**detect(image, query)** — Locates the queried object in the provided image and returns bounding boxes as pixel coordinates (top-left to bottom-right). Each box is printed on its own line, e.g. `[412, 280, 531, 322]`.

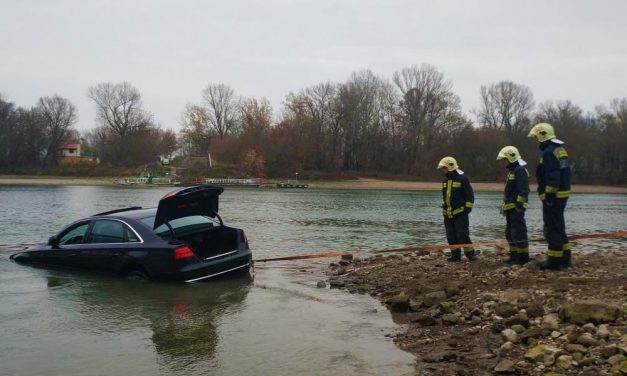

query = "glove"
[465, 207, 472, 215]
[515, 203, 525, 213]
[544, 193, 555, 207]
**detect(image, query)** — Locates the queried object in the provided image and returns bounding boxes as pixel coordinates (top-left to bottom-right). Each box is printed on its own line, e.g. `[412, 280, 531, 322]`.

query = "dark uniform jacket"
[442, 171, 474, 218]
[502, 161, 530, 212]
[536, 141, 571, 201]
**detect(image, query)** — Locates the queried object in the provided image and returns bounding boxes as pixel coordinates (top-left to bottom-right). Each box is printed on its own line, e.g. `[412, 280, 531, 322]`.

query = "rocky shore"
[326, 250, 627, 375]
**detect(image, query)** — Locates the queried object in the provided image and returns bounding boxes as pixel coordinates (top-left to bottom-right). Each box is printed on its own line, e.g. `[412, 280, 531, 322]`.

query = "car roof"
[96, 207, 157, 220]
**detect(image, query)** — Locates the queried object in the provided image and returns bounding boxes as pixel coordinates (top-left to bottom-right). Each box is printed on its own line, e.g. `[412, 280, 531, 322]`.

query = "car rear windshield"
[140, 215, 219, 235]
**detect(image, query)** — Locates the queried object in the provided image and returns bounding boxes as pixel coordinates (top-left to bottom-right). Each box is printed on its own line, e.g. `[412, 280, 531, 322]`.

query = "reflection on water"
[1, 185, 626, 375]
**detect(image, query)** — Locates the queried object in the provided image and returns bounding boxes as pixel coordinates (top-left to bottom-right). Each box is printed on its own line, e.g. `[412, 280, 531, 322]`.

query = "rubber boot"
[504, 251, 517, 265]
[447, 249, 461, 262]
[562, 250, 572, 268]
[516, 253, 530, 265]
[464, 249, 477, 262]
[537, 256, 563, 271]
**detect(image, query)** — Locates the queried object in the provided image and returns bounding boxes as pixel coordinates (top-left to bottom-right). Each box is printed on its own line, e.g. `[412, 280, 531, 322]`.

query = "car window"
[86, 220, 139, 244]
[140, 215, 217, 234]
[59, 223, 90, 245]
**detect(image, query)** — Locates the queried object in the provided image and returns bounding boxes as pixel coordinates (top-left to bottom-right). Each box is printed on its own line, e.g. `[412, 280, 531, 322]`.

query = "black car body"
[10, 185, 252, 282]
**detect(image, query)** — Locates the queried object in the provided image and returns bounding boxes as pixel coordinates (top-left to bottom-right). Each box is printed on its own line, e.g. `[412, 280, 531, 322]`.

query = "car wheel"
[125, 268, 149, 282]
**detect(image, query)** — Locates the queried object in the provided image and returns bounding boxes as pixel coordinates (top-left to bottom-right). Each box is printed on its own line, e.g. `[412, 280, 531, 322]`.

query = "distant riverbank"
[1, 175, 626, 194]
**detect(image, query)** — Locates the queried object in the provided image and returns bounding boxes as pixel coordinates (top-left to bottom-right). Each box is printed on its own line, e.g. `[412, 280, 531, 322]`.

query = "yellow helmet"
[497, 146, 521, 163]
[437, 156, 458, 171]
[528, 122, 557, 142]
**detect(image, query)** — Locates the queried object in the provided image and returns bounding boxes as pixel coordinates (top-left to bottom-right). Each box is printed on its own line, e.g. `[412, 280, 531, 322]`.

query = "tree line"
[1, 63, 626, 184]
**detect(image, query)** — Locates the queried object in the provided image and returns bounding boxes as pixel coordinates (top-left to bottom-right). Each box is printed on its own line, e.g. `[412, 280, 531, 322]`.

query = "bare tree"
[393, 64, 465, 173]
[87, 82, 157, 165]
[202, 83, 238, 137]
[477, 81, 534, 137]
[37, 95, 77, 168]
[180, 104, 213, 156]
[87, 82, 152, 138]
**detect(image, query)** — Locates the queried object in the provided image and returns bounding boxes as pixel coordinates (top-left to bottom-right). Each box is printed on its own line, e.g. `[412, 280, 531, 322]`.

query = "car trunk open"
[154, 185, 224, 230]
[172, 226, 241, 259]
[154, 185, 241, 259]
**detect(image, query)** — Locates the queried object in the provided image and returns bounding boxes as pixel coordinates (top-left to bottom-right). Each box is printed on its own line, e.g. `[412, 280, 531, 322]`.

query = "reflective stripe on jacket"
[442, 171, 474, 218]
[536, 141, 571, 200]
[502, 161, 530, 212]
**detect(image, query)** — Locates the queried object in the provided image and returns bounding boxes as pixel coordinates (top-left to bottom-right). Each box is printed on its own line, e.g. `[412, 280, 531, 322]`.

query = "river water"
[1, 185, 626, 376]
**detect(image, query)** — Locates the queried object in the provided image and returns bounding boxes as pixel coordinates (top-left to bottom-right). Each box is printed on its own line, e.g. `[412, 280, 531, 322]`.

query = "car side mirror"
[48, 236, 60, 248]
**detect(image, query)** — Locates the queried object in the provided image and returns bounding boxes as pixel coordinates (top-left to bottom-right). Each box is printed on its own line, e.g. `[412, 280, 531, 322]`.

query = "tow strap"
[253, 229, 627, 262]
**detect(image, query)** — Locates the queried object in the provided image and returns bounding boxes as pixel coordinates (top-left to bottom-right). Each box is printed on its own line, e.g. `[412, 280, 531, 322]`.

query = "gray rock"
[565, 326, 584, 343]
[543, 354, 556, 366]
[495, 304, 518, 318]
[555, 355, 574, 369]
[559, 300, 622, 324]
[499, 290, 530, 304]
[340, 253, 354, 261]
[582, 323, 596, 333]
[412, 314, 436, 326]
[442, 314, 460, 325]
[525, 303, 545, 318]
[607, 354, 626, 366]
[565, 343, 588, 354]
[423, 291, 447, 307]
[600, 345, 620, 358]
[494, 359, 516, 373]
[329, 279, 345, 288]
[597, 324, 611, 339]
[579, 356, 599, 366]
[316, 280, 326, 288]
[542, 313, 560, 330]
[388, 293, 410, 312]
[438, 301, 454, 313]
[520, 327, 546, 341]
[505, 311, 530, 327]
[577, 333, 600, 347]
[409, 297, 423, 311]
[511, 324, 526, 334]
[525, 344, 548, 362]
[500, 341, 515, 351]
[444, 282, 461, 298]
[501, 328, 519, 343]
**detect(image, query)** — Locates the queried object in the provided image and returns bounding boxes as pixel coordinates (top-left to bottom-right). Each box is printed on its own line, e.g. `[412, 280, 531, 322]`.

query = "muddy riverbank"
[327, 250, 627, 375]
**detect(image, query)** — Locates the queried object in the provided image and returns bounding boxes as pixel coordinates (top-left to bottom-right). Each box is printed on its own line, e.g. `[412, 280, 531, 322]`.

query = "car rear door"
[79, 219, 144, 271]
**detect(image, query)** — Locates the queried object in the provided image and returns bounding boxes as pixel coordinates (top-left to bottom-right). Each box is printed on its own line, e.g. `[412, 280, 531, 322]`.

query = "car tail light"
[242, 232, 249, 249]
[174, 246, 195, 260]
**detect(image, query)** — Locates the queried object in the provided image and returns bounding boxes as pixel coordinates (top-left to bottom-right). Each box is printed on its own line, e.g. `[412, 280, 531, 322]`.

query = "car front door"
[40, 221, 92, 267]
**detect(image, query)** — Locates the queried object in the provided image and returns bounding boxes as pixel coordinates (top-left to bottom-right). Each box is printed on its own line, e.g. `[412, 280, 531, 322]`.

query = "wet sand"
[1, 175, 626, 194]
[310, 178, 627, 194]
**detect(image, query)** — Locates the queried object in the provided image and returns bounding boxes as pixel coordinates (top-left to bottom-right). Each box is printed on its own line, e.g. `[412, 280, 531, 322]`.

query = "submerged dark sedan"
[10, 185, 252, 282]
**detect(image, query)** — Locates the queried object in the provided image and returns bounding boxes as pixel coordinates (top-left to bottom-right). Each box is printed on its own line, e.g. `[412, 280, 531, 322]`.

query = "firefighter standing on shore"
[437, 157, 476, 262]
[497, 146, 530, 265]
[528, 123, 572, 270]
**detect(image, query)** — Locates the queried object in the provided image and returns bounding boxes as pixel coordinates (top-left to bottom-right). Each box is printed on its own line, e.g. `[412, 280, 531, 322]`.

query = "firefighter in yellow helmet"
[437, 157, 476, 262]
[528, 122, 572, 270]
[496, 146, 530, 265]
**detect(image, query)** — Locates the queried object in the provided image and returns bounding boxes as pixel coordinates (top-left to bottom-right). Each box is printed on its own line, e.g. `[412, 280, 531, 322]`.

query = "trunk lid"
[154, 185, 224, 230]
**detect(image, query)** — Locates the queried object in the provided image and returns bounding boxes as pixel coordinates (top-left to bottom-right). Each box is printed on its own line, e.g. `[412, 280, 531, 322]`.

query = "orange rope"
[254, 252, 349, 263]
[253, 229, 627, 262]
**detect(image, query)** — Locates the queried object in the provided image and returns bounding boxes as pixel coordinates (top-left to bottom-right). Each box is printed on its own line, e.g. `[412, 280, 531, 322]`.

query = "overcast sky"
[1, 0, 626, 131]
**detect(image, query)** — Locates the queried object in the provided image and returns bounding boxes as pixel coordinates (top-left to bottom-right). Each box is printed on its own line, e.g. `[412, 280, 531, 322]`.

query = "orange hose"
[253, 229, 627, 262]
